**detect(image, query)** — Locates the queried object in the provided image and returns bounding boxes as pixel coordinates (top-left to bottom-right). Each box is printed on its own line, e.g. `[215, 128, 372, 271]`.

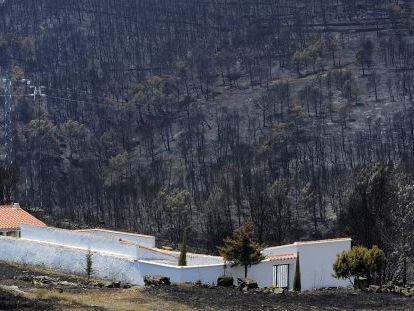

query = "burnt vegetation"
[1, 0, 414, 282]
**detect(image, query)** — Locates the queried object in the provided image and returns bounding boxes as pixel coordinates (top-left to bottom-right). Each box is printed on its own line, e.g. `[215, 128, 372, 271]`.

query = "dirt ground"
[0, 261, 413, 311]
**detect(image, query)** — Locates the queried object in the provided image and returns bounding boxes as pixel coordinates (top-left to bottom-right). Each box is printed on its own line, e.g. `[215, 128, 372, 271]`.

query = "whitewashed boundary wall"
[145, 251, 224, 266]
[1, 228, 352, 291]
[210, 260, 296, 289]
[77, 229, 155, 248]
[21, 225, 138, 257]
[0, 235, 227, 286]
[138, 259, 295, 289]
[0, 234, 351, 290]
[186, 253, 224, 266]
[139, 261, 227, 285]
[261, 244, 297, 257]
[20, 225, 176, 262]
[0, 234, 295, 289]
[0, 236, 141, 284]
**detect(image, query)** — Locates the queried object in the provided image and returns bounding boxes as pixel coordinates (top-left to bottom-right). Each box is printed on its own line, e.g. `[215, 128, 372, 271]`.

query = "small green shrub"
[333, 245, 385, 286]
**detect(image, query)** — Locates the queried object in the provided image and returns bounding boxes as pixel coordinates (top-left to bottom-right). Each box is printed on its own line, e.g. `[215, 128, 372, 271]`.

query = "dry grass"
[30, 287, 195, 311]
[32, 288, 86, 303]
[1, 261, 197, 310]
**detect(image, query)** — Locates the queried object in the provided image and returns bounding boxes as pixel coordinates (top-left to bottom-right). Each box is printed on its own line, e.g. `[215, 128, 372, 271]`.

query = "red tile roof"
[0, 205, 46, 230]
[266, 253, 297, 261]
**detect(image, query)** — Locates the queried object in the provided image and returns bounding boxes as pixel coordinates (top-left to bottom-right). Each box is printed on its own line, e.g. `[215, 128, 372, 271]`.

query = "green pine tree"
[333, 245, 385, 286]
[85, 248, 94, 281]
[218, 222, 264, 278]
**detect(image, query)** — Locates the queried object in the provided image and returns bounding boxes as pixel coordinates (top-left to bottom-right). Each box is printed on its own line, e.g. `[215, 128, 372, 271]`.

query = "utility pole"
[29, 83, 45, 208]
[29, 84, 46, 125]
[29, 85, 46, 112]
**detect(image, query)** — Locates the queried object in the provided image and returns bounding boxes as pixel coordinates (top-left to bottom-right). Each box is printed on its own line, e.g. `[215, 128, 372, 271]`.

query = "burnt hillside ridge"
[0, 0, 413, 253]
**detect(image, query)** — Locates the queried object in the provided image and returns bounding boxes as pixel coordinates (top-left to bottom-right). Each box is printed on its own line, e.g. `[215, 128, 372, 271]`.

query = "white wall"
[262, 239, 352, 291]
[21, 225, 176, 263]
[296, 239, 352, 291]
[79, 229, 155, 248]
[0, 236, 142, 284]
[0, 234, 352, 291]
[0, 233, 295, 289]
[139, 259, 295, 289]
[186, 253, 224, 266]
[180, 265, 227, 284]
[248, 260, 296, 289]
[139, 261, 227, 285]
[21, 225, 139, 257]
[5, 226, 353, 291]
[139, 261, 186, 283]
[262, 244, 297, 256]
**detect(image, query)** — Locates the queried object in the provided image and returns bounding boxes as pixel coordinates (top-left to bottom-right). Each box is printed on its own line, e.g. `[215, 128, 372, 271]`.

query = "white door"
[273, 264, 289, 288]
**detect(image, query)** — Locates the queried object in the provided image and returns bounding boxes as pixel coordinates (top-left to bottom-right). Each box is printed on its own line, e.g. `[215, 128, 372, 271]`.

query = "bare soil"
[0, 261, 413, 310]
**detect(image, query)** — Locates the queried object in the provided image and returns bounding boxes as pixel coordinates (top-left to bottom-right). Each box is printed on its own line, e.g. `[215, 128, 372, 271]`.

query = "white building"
[0, 220, 351, 291]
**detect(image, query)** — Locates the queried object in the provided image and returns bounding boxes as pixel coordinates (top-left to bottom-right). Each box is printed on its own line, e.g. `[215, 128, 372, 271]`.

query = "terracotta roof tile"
[266, 253, 297, 261]
[0, 205, 46, 230]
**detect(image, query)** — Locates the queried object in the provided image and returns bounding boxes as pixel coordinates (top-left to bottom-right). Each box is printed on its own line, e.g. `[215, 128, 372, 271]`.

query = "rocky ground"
[1, 261, 414, 310]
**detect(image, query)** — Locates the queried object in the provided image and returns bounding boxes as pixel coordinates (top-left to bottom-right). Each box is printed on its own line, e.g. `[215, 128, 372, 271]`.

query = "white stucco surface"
[1, 225, 352, 291]
[261, 239, 352, 291]
[139, 261, 228, 285]
[295, 239, 352, 290]
[0, 236, 141, 284]
[0, 234, 298, 289]
[138, 259, 295, 289]
[262, 244, 297, 256]
[186, 253, 224, 266]
[78, 229, 155, 248]
[20, 225, 176, 262]
[248, 260, 296, 289]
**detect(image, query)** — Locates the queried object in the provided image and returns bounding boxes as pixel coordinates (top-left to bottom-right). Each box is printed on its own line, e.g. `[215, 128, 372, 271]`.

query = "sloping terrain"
[1, 261, 414, 311]
[1, 0, 414, 251]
